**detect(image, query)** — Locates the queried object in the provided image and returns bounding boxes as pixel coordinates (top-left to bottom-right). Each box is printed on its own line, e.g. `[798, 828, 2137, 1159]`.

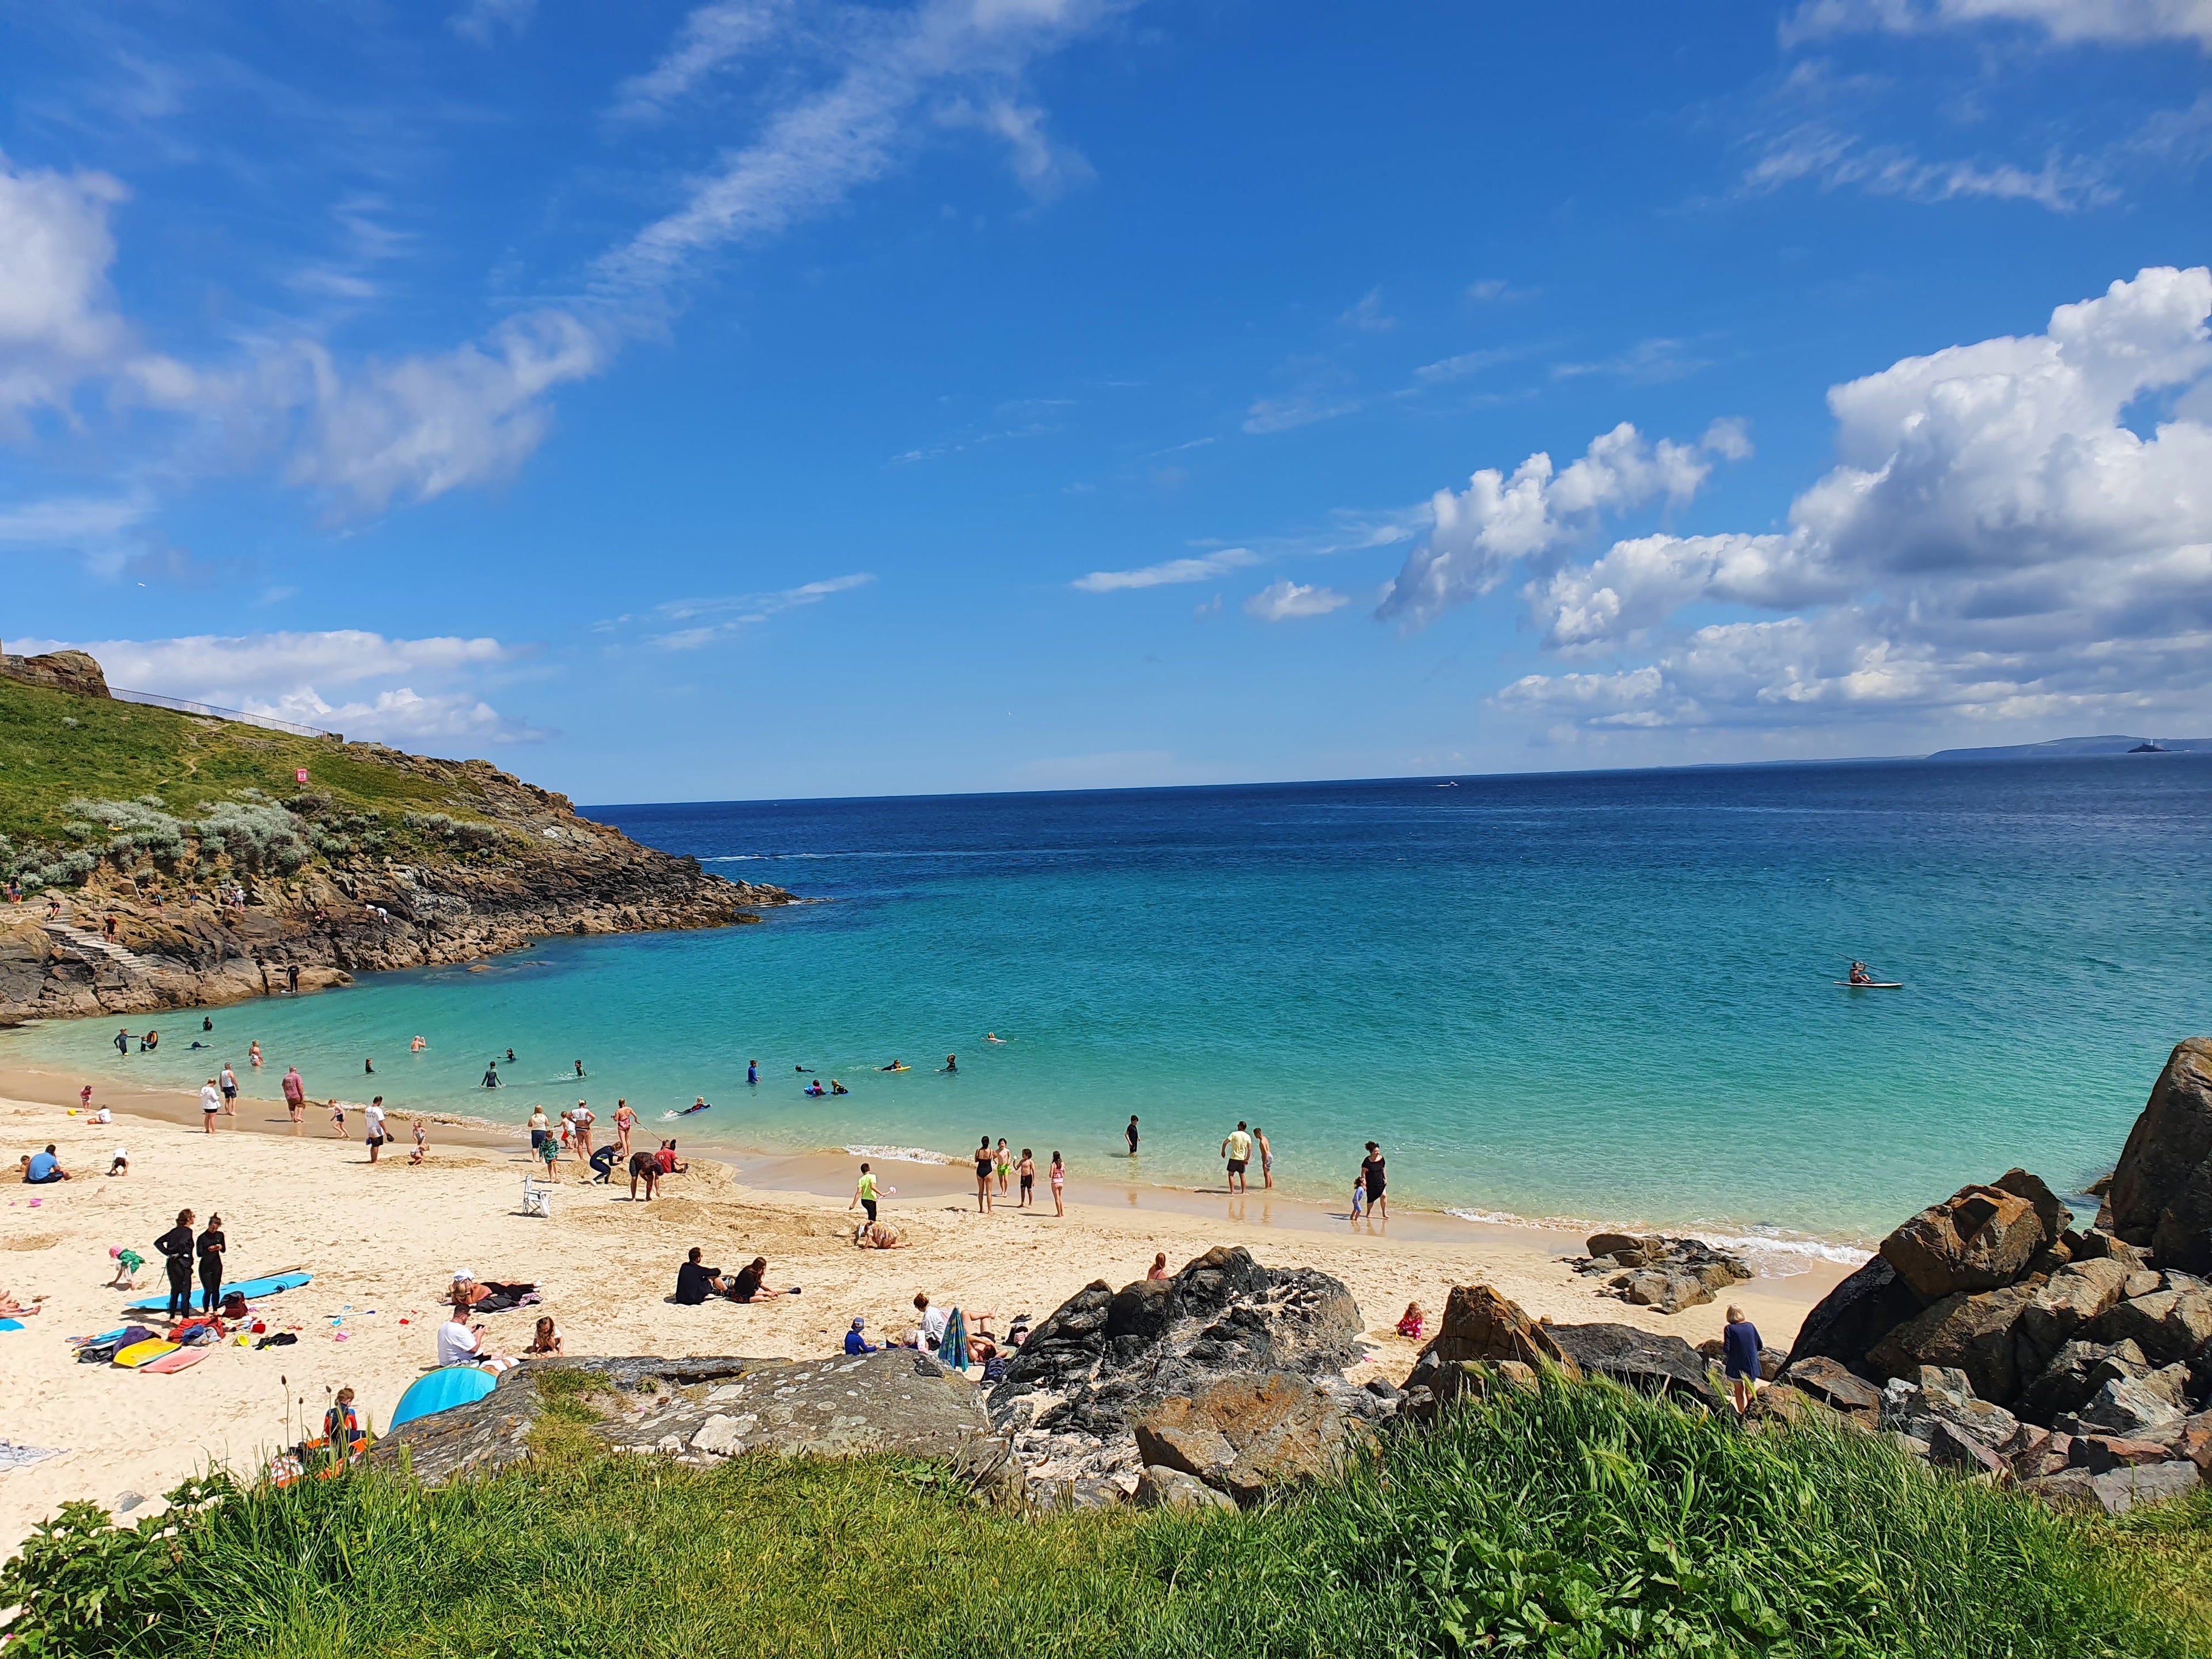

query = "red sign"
[296, 769, 309, 784]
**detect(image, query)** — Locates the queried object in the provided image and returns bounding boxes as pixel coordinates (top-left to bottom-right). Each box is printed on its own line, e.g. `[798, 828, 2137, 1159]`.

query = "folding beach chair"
[521, 1174, 555, 1218]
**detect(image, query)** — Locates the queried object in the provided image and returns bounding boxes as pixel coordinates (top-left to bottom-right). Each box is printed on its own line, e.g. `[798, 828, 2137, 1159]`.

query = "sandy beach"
[0, 1075, 1850, 1555]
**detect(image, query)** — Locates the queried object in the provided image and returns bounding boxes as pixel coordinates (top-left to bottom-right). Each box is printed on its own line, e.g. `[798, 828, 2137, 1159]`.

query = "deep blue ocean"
[9, 759, 2209, 1249]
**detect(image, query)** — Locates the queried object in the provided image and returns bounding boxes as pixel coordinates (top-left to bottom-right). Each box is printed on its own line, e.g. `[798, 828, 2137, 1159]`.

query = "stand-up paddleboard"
[123, 1270, 309, 1312]
[390, 1364, 498, 1430]
[1835, 980, 1904, 988]
[142, 1344, 212, 1373]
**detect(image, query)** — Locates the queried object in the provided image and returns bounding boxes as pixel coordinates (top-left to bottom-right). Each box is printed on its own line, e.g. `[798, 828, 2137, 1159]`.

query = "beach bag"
[78, 1325, 154, 1363]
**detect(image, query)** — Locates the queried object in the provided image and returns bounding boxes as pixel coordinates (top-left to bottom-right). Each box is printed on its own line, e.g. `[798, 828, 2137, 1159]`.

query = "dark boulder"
[1551, 1323, 1715, 1409]
[1786, 1255, 1922, 1373]
[1777, 1355, 1883, 1422]
[1866, 1284, 2037, 1403]
[2088, 1287, 2212, 1367]
[2019, 1339, 2149, 1425]
[2014, 1257, 2131, 1380]
[2108, 1037, 2212, 1270]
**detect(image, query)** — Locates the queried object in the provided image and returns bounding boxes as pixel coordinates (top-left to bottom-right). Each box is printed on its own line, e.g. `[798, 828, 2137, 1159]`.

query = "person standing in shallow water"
[1255, 1125, 1274, 1189]
[1359, 1141, 1388, 1219]
[973, 1138, 995, 1213]
[1126, 1116, 1139, 1157]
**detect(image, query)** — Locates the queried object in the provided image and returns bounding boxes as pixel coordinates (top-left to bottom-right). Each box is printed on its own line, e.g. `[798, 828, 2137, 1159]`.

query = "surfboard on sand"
[123, 1270, 310, 1312]
[142, 1344, 213, 1373]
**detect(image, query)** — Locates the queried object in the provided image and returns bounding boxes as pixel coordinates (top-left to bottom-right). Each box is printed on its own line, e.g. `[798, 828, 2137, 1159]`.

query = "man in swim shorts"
[1221, 1121, 1253, 1194]
[628, 1149, 660, 1201]
[1126, 1115, 1139, 1157]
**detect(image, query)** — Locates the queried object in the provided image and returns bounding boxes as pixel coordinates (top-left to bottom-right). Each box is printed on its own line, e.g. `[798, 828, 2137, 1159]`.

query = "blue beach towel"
[940, 1308, 968, 1372]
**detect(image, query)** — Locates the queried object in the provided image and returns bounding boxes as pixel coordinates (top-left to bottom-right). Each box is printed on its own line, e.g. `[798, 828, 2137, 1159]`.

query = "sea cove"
[9, 757, 2207, 1248]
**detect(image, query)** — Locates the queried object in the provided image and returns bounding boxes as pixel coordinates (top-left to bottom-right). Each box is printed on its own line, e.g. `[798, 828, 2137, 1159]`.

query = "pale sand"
[0, 1082, 1850, 1554]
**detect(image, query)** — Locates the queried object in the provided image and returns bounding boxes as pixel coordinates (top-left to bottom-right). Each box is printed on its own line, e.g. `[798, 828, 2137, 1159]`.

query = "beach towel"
[0, 1441, 63, 1471]
[940, 1308, 969, 1372]
[0, 1319, 22, 1332]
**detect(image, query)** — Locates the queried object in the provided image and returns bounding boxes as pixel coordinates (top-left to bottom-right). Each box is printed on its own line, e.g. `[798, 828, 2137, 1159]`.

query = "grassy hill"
[0, 676, 497, 850]
[6, 1374, 2207, 1658]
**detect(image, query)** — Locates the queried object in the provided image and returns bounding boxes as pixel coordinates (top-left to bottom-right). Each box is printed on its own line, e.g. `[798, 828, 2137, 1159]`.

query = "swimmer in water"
[941, 1054, 957, 1073]
[747, 1059, 757, 1086]
[879, 1060, 910, 1072]
[680, 1097, 711, 1116]
[410, 1035, 427, 1051]
[794, 1065, 813, 1074]
[574, 1060, 586, 1078]
[985, 1032, 1009, 1043]
[830, 1080, 849, 1095]
[805, 1081, 826, 1097]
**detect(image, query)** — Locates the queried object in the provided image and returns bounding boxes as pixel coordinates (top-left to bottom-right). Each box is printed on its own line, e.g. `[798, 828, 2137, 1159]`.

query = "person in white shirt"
[199, 1079, 222, 1135]
[910, 1291, 949, 1352]
[363, 1097, 388, 1164]
[570, 1101, 594, 1162]
[436, 1302, 513, 1373]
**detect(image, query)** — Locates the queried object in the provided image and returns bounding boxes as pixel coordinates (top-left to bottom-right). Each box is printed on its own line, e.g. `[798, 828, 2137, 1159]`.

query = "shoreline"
[0, 1058, 1869, 1275]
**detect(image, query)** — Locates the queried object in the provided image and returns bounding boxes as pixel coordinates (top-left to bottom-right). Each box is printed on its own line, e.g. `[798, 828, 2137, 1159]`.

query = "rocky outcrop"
[1880, 1179, 2054, 1301]
[1131, 1373, 1369, 1506]
[372, 1353, 1013, 1490]
[0, 649, 110, 697]
[987, 1247, 1375, 1502]
[2108, 1039, 2212, 1271]
[1786, 1256, 1922, 1371]
[0, 748, 796, 1025]
[1550, 1323, 1716, 1409]
[1570, 1234, 1752, 1315]
[1867, 1284, 2039, 1403]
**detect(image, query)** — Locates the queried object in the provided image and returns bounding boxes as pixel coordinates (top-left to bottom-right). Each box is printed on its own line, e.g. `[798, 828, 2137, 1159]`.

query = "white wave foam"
[1441, 1209, 1872, 1278]
[843, 1143, 953, 1165]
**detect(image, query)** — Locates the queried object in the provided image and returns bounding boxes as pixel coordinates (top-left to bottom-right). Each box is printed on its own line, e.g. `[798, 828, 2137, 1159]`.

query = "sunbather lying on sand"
[0, 1290, 43, 1317]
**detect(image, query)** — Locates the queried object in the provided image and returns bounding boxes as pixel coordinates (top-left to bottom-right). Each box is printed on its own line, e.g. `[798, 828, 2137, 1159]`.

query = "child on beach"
[410, 1118, 429, 1165]
[995, 1138, 1011, 1197]
[524, 1316, 563, 1357]
[1396, 1301, 1425, 1340]
[329, 1099, 345, 1137]
[108, 1147, 127, 1175]
[1349, 1174, 1367, 1224]
[1050, 1152, 1065, 1217]
[1017, 1149, 1035, 1208]
[108, 1246, 143, 1287]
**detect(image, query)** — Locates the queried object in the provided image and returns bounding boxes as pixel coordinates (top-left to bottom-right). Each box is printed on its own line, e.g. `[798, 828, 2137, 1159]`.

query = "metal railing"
[108, 685, 336, 740]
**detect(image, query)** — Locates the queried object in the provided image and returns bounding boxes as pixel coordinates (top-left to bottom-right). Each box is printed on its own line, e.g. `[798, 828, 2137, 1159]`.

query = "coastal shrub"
[4, 1377, 2203, 1659]
[67, 798, 188, 867]
[402, 810, 507, 854]
[194, 801, 310, 876]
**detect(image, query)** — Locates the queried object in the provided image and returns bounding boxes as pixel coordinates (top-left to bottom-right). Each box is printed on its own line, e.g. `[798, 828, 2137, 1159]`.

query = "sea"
[7, 758, 2209, 1257]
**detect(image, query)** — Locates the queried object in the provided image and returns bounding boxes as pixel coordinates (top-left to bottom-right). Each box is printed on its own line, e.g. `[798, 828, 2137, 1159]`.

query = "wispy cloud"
[1467, 277, 1537, 302]
[1339, 287, 1396, 331]
[605, 0, 794, 124]
[449, 0, 537, 47]
[1242, 394, 1360, 435]
[1552, 338, 1713, 385]
[1414, 344, 1532, 384]
[609, 573, 875, 649]
[1073, 548, 1259, 593]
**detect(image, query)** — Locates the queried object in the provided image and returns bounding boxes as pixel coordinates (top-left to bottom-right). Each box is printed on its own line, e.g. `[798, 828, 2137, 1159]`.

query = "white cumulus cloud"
[1244, 579, 1350, 621]
[1785, 0, 2212, 49]
[1376, 422, 1741, 630]
[1496, 265, 2212, 734]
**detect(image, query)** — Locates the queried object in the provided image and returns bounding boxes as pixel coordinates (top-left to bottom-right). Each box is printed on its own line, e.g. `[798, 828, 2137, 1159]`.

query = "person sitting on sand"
[23, 1145, 70, 1184]
[844, 1317, 880, 1355]
[525, 1316, 563, 1356]
[674, 1247, 725, 1304]
[436, 1301, 514, 1373]
[907, 1291, 948, 1353]
[729, 1257, 791, 1303]
[655, 1141, 687, 1176]
[1397, 1301, 1426, 1340]
[325, 1387, 367, 1454]
[854, 1221, 904, 1249]
[410, 1119, 429, 1165]
[0, 1289, 44, 1317]
[1146, 1252, 1169, 1281]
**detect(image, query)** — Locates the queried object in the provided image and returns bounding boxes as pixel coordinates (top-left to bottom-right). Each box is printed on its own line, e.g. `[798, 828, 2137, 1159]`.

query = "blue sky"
[3, 1, 2209, 801]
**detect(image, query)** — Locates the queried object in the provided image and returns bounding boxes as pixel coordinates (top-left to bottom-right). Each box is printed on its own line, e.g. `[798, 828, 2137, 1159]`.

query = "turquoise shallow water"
[7, 760, 2209, 1249]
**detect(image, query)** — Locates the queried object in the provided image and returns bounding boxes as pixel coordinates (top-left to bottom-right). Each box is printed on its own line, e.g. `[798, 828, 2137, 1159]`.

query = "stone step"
[41, 922, 154, 978]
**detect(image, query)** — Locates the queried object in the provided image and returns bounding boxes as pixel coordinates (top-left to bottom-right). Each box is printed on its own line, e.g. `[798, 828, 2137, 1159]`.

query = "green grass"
[5, 1374, 2203, 1658]
[0, 677, 478, 847]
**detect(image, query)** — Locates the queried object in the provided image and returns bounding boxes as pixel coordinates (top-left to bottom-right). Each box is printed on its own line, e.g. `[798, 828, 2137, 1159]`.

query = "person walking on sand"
[364, 1097, 387, 1164]
[572, 1101, 594, 1162]
[850, 1162, 881, 1226]
[973, 1138, 995, 1213]
[528, 1104, 550, 1156]
[282, 1065, 306, 1120]
[200, 1077, 222, 1134]
[328, 1099, 345, 1137]
[219, 1063, 238, 1116]
[1050, 1151, 1066, 1217]
[196, 1213, 226, 1313]
[1255, 1125, 1274, 1190]
[156, 1209, 196, 1323]
[1723, 1305, 1763, 1414]
[614, 1099, 636, 1157]
[1126, 1115, 1140, 1157]
[1359, 1142, 1388, 1219]
[1221, 1122, 1253, 1193]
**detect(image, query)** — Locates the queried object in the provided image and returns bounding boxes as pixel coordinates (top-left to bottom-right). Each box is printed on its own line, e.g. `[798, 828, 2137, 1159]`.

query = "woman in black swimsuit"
[1359, 1142, 1388, 1219]
[973, 1138, 995, 1214]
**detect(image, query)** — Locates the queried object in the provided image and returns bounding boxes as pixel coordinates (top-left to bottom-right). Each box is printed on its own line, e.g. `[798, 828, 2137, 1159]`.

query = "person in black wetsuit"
[197, 1214, 226, 1313]
[589, 1143, 619, 1184]
[1359, 1142, 1388, 1220]
[1126, 1115, 1140, 1157]
[673, 1247, 723, 1304]
[155, 1209, 197, 1321]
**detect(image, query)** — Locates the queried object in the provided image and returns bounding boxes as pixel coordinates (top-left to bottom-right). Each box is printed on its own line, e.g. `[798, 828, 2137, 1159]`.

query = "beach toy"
[124, 1271, 309, 1312]
[142, 1346, 211, 1374]
[114, 1338, 181, 1369]
[389, 1365, 497, 1430]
